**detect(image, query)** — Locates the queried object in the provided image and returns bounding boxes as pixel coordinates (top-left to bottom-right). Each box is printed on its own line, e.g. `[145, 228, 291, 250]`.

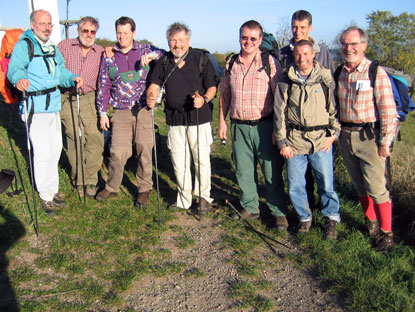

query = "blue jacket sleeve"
[7, 40, 30, 86]
[56, 49, 77, 88]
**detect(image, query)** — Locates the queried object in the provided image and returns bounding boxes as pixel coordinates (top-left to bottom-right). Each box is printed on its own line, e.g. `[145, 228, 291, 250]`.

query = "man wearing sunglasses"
[58, 16, 104, 198]
[219, 20, 287, 227]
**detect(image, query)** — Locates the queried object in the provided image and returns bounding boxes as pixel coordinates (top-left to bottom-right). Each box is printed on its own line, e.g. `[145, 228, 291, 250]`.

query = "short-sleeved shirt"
[220, 51, 278, 121]
[58, 38, 104, 95]
[150, 47, 217, 126]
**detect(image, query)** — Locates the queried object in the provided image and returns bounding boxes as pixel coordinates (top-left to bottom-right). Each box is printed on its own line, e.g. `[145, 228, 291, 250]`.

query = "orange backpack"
[0, 29, 24, 104]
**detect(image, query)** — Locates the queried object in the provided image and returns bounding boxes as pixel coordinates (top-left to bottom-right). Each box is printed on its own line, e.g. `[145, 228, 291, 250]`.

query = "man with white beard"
[58, 16, 104, 198]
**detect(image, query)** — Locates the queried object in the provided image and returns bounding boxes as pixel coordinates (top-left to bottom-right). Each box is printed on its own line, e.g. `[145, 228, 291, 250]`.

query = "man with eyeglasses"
[95, 16, 164, 208]
[7, 9, 83, 216]
[279, 10, 335, 214]
[58, 16, 104, 198]
[219, 20, 287, 227]
[337, 26, 397, 251]
[147, 22, 217, 214]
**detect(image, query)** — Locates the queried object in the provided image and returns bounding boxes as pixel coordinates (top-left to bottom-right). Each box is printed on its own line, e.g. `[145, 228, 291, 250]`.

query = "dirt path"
[115, 211, 345, 312]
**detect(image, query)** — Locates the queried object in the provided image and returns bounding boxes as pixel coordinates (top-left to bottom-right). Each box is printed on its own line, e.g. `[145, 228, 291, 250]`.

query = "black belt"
[341, 121, 380, 130]
[231, 114, 272, 126]
[25, 86, 57, 97]
[288, 124, 331, 132]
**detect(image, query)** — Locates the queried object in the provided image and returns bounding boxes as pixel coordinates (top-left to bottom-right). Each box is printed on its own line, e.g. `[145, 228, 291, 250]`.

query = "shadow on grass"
[0, 205, 26, 311]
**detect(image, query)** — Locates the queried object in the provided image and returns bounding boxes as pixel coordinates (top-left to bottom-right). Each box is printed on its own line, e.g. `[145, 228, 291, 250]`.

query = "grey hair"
[30, 9, 51, 23]
[166, 22, 191, 41]
[78, 16, 99, 30]
[340, 26, 368, 44]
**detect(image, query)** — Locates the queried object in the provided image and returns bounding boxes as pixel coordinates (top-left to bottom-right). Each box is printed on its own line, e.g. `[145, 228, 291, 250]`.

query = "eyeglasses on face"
[341, 42, 362, 48]
[240, 36, 258, 42]
[81, 29, 97, 35]
[35, 22, 53, 28]
[169, 39, 187, 45]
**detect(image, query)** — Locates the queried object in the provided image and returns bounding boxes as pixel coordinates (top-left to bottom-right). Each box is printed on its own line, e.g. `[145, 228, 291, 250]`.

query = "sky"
[1, 0, 414, 53]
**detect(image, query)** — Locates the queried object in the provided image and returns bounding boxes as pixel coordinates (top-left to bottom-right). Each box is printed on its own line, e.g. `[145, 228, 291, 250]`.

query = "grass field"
[0, 97, 414, 311]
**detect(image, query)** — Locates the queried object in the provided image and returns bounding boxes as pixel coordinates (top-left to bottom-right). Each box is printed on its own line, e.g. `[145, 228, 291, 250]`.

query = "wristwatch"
[203, 95, 209, 104]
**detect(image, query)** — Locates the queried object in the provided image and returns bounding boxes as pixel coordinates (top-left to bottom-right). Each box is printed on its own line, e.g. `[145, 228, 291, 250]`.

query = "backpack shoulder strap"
[368, 61, 379, 88]
[260, 50, 271, 80]
[23, 38, 34, 61]
[225, 53, 238, 76]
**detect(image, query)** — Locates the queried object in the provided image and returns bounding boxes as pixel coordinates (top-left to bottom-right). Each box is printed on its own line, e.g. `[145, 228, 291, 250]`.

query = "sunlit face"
[116, 23, 135, 50]
[294, 44, 315, 73]
[31, 11, 52, 43]
[239, 27, 262, 57]
[78, 22, 97, 48]
[292, 19, 312, 43]
[168, 30, 190, 59]
[341, 29, 367, 67]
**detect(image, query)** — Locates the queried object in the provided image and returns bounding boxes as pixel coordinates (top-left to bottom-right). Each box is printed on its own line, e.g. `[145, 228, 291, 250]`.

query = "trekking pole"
[22, 91, 39, 237]
[75, 86, 86, 208]
[225, 199, 292, 250]
[196, 107, 202, 215]
[151, 107, 162, 225]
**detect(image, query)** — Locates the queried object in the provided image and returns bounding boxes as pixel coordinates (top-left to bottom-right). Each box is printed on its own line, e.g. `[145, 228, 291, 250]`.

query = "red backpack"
[0, 29, 24, 104]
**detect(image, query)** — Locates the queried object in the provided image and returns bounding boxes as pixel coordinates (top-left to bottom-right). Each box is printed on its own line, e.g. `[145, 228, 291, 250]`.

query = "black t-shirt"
[150, 47, 217, 126]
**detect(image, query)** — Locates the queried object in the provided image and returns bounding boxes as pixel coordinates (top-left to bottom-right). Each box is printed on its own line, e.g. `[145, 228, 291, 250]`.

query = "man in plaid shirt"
[95, 16, 163, 207]
[219, 20, 287, 228]
[337, 26, 398, 251]
[58, 16, 104, 198]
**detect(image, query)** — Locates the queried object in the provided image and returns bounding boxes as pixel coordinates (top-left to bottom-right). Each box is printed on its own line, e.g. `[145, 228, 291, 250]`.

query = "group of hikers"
[5, 9, 398, 251]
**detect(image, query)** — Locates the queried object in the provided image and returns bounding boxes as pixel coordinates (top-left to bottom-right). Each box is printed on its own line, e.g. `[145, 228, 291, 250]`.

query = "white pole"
[27, 0, 61, 44]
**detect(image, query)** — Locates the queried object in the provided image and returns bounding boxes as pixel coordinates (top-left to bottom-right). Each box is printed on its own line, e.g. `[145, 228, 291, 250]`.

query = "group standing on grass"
[6, 9, 398, 251]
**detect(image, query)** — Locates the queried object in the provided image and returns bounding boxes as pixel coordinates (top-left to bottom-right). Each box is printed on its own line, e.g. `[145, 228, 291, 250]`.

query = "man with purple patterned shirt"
[95, 16, 164, 207]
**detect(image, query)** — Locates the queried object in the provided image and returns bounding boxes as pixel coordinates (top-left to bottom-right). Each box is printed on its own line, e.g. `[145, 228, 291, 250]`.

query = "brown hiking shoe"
[41, 200, 56, 217]
[366, 219, 380, 238]
[198, 198, 210, 216]
[53, 193, 66, 207]
[376, 232, 393, 251]
[135, 190, 151, 208]
[239, 210, 259, 220]
[275, 216, 288, 231]
[325, 219, 338, 240]
[95, 189, 115, 202]
[297, 221, 311, 234]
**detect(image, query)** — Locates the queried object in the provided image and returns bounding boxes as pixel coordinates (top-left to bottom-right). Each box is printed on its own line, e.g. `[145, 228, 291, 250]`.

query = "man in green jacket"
[274, 40, 341, 239]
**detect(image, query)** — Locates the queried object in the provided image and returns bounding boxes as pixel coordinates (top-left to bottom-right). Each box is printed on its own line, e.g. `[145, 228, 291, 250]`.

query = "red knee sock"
[375, 201, 393, 232]
[359, 196, 377, 221]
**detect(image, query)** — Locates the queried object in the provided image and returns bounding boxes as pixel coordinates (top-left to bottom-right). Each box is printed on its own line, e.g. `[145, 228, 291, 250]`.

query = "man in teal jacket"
[7, 9, 82, 216]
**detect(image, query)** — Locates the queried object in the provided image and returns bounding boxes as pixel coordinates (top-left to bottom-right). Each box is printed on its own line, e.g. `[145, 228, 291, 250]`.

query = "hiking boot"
[86, 185, 96, 198]
[366, 219, 380, 238]
[198, 198, 210, 216]
[135, 190, 151, 208]
[53, 193, 66, 207]
[275, 216, 289, 231]
[325, 219, 338, 240]
[376, 232, 394, 251]
[41, 200, 56, 217]
[297, 221, 311, 234]
[95, 189, 115, 202]
[239, 210, 259, 220]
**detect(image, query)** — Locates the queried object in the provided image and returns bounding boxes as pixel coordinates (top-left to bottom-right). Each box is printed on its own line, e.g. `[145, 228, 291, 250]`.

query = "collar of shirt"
[295, 66, 315, 84]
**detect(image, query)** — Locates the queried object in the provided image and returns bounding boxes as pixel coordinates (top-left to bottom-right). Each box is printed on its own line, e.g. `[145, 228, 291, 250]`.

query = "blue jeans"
[286, 148, 340, 222]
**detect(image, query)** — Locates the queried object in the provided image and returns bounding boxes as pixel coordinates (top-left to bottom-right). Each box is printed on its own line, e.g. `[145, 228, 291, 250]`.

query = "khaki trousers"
[106, 108, 153, 193]
[60, 92, 104, 187]
[339, 128, 390, 203]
